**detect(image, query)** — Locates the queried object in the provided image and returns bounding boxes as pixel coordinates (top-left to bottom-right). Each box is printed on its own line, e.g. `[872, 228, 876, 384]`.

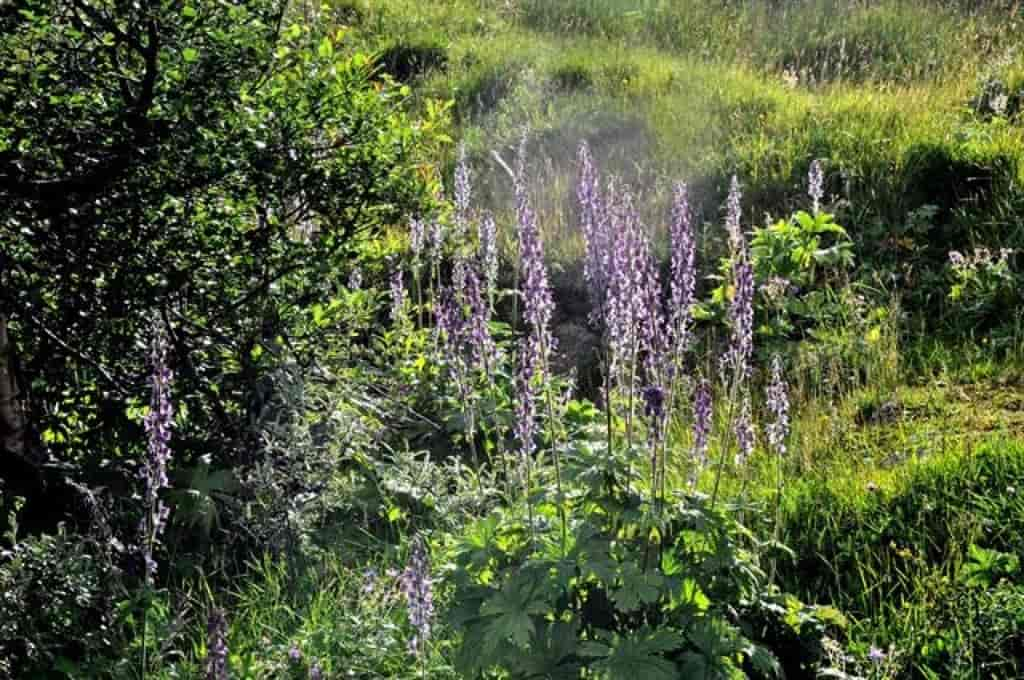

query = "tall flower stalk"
[712, 177, 755, 509]
[140, 319, 173, 678]
[515, 134, 566, 553]
[401, 536, 434, 673]
[766, 354, 790, 583]
[204, 608, 228, 680]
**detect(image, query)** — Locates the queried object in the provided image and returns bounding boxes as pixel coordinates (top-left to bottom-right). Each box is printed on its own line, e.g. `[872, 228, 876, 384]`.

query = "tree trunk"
[0, 313, 26, 458]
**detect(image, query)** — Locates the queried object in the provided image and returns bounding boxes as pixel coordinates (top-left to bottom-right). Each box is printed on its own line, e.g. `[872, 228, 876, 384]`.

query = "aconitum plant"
[766, 355, 790, 456]
[577, 142, 610, 321]
[453, 144, 472, 242]
[808, 159, 824, 215]
[141, 320, 173, 581]
[478, 211, 499, 301]
[669, 181, 697, 365]
[691, 379, 713, 485]
[390, 270, 406, 324]
[515, 137, 555, 361]
[723, 256, 755, 384]
[725, 175, 744, 257]
[400, 537, 434, 659]
[734, 395, 755, 467]
[410, 217, 426, 264]
[204, 608, 228, 680]
[515, 339, 538, 462]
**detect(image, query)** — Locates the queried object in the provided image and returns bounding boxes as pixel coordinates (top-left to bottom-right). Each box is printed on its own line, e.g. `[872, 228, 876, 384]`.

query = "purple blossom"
[453, 144, 472, 241]
[141, 320, 173, 581]
[288, 644, 302, 664]
[722, 256, 754, 384]
[868, 646, 886, 664]
[478, 211, 499, 300]
[204, 607, 228, 680]
[765, 355, 790, 456]
[691, 379, 712, 485]
[400, 536, 434, 658]
[734, 394, 754, 467]
[577, 142, 610, 322]
[390, 270, 406, 324]
[669, 182, 697, 363]
[515, 340, 538, 461]
[429, 219, 445, 266]
[309, 663, 323, 680]
[725, 175, 744, 257]
[642, 385, 666, 422]
[410, 217, 426, 264]
[808, 159, 824, 215]
[515, 134, 555, 360]
[604, 188, 656, 383]
[464, 265, 495, 368]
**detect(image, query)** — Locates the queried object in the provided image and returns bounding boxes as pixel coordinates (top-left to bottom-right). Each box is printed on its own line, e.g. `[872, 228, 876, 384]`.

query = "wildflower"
[577, 141, 610, 321]
[515, 133, 555, 360]
[691, 379, 713, 483]
[478, 211, 499, 300]
[390, 270, 406, 324]
[765, 355, 790, 456]
[604, 188, 654, 384]
[204, 607, 228, 680]
[642, 384, 666, 421]
[141, 320, 173, 581]
[515, 340, 538, 460]
[361, 567, 379, 595]
[808, 159, 825, 215]
[868, 646, 886, 664]
[453, 144, 472, 241]
[725, 175, 744, 257]
[669, 182, 697, 363]
[288, 644, 302, 664]
[410, 217, 426, 263]
[347, 268, 362, 291]
[722, 257, 754, 383]
[429, 219, 445, 266]
[309, 662, 323, 680]
[734, 394, 754, 467]
[464, 265, 495, 368]
[400, 536, 434, 658]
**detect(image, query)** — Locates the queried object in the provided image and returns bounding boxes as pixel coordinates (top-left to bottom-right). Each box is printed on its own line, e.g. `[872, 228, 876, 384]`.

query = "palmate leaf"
[479, 572, 551, 649]
[613, 562, 664, 611]
[586, 629, 684, 680]
[511, 621, 583, 680]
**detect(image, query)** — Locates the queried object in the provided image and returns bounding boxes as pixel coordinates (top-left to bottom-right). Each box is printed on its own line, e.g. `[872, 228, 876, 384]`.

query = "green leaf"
[182, 47, 198, 63]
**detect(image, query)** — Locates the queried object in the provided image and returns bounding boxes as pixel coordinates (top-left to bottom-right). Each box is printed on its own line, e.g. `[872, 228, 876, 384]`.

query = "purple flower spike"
[288, 644, 302, 664]
[669, 182, 697, 364]
[141, 320, 173, 581]
[454, 144, 472, 241]
[725, 175, 744, 257]
[515, 340, 538, 461]
[390, 270, 406, 324]
[400, 536, 434, 659]
[808, 159, 824, 215]
[309, 662, 323, 680]
[691, 379, 713, 485]
[515, 134, 555, 361]
[478, 211, 499, 300]
[410, 217, 425, 264]
[204, 608, 228, 680]
[765, 355, 790, 456]
[577, 142, 610, 323]
[722, 256, 754, 384]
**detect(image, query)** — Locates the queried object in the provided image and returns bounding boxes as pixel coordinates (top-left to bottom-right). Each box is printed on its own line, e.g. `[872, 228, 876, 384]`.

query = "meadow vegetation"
[3, 0, 1024, 679]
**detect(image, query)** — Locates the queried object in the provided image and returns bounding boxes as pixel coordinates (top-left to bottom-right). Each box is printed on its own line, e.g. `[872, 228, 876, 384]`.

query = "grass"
[334, 0, 1024, 280]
